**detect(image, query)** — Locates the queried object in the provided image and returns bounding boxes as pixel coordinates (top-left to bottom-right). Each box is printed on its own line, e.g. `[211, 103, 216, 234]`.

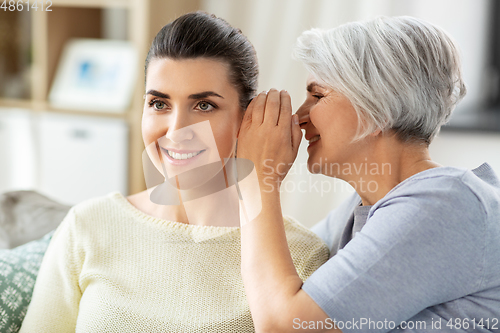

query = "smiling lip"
[307, 135, 320, 150]
[305, 133, 319, 141]
[161, 147, 206, 166]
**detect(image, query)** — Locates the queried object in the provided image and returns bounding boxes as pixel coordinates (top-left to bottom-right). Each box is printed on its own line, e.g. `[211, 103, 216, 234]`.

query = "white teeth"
[309, 135, 320, 143]
[167, 150, 203, 160]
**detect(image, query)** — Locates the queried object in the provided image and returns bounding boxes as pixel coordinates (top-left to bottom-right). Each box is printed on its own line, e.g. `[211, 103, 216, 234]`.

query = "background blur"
[1, 0, 499, 228]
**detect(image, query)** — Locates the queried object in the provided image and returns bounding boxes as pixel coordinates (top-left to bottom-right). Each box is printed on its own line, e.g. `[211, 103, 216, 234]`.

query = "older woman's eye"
[197, 101, 216, 112]
[313, 94, 324, 100]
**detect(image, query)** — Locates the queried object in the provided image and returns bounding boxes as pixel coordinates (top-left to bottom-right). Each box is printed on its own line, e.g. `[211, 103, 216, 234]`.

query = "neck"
[135, 160, 240, 226]
[338, 133, 441, 206]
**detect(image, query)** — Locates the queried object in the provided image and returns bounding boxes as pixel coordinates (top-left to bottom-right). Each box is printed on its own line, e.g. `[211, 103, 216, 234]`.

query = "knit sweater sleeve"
[20, 208, 83, 332]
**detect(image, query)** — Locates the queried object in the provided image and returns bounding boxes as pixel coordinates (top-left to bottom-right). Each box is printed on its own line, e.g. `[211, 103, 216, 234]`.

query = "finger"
[263, 89, 280, 126]
[291, 114, 303, 153]
[278, 90, 292, 129]
[295, 101, 310, 128]
[249, 91, 267, 126]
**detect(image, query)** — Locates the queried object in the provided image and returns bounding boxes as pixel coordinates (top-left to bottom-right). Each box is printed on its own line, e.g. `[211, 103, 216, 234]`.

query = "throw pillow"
[0, 231, 53, 332]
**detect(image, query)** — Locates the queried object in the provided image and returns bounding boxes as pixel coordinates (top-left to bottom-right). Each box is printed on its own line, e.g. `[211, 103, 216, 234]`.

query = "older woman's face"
[143, 58, 243, 188]
[296, 76, 366, 176]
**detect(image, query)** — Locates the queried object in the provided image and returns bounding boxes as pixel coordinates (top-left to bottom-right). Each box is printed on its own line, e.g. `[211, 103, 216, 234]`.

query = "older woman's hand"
[237, 89, 302, 191]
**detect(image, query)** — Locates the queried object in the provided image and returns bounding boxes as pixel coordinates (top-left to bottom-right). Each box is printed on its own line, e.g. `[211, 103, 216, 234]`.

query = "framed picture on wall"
[49, 39, 138, 113]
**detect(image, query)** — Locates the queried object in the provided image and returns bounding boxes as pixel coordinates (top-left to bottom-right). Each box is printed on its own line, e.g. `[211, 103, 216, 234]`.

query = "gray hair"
[293, 16, 467, 144]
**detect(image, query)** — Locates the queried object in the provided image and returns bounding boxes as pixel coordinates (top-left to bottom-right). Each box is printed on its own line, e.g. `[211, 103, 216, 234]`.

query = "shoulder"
[61, 192, 129, 234]
[380, 165, 500, 235]
[378, 166, 490, 214]
[71, 192, 125, 218]
[49, 192, 138, 257]
[362, 166, 492, 251]
[283, 216, 329, 260]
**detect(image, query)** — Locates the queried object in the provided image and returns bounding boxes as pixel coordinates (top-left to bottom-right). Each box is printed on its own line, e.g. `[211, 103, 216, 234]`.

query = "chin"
[172, 161, 226, 191]
[307, 158, 323, 174]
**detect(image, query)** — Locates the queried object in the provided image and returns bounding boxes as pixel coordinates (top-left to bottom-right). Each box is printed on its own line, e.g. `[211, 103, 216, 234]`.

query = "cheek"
[142, 114, 165, 146]
[210, 116, 241, 157]
[141, 117, 153, 145]
[309, 107, 329, 134]
[310, 106, 346, 140]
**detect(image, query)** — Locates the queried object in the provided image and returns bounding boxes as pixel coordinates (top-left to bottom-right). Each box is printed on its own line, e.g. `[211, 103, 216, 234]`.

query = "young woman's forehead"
[146, 58, 233, 93]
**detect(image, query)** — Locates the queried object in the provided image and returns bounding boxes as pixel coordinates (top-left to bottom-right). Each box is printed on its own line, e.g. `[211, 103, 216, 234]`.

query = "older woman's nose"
[295, 101, 310, 128]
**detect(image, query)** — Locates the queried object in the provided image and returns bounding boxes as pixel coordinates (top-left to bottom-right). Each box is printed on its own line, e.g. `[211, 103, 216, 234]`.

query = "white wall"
[400, 0, 492, 113]
[430, 131, 500, 175]
[203, 0, 495, 227]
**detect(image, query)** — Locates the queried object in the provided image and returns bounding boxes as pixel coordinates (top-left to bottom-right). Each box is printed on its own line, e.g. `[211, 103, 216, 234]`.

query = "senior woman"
[237, 16, 500, 333]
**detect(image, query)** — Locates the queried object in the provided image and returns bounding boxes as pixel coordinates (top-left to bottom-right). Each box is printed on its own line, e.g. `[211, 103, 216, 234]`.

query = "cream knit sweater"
[20, 192, 329, 332]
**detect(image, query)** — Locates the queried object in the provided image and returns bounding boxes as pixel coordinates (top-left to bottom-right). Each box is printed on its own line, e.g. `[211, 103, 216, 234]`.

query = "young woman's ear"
[237, 108, 248, 138]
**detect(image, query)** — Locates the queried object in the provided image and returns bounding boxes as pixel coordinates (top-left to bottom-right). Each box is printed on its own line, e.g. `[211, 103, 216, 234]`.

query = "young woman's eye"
[149, 100, 167, 110]
[196, 101, 216, 113]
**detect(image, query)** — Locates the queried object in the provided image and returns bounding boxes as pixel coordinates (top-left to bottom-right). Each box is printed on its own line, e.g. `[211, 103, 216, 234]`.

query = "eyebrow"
[306, 82, 326, 92]
[146, 89, 169, 99]
[146, 90, 224, 99]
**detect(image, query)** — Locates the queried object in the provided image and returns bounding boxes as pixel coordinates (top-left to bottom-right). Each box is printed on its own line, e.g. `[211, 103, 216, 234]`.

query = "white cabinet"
[37, 113, 128, 205]
[0, 108, 128, 205]
[0, 109, 36, 192]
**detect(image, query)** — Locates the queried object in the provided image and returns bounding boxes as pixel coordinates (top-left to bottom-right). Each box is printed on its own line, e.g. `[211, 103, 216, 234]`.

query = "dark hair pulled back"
[145, 11, 258, 110]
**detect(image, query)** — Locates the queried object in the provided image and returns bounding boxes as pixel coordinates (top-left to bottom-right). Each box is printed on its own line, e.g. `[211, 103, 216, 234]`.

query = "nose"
[165, 111, 194, 143]
[295, 100, 311, 128]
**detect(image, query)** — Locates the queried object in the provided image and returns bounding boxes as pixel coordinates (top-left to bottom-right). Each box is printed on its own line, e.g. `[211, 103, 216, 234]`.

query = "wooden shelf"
[0, 97, 129, 119]
[43, 102, 130, 119]
[0, 99, 34, 110]
[51, 0, 130, 9]
[0, 0, 202, 195]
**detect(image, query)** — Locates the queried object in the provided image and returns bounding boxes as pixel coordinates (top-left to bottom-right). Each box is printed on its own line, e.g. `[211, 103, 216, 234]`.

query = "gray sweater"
[307, 163, 500, 333]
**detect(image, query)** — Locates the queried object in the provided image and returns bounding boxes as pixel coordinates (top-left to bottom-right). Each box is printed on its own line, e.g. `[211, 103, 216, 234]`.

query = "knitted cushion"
[0, 231, 53, 332]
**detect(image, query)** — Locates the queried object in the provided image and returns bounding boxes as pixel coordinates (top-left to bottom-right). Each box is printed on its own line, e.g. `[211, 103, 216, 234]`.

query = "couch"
[0, 191, 71, 332]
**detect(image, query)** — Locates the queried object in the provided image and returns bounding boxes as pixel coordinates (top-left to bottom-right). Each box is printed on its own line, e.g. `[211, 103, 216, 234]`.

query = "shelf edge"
[51, 0, 130, 9]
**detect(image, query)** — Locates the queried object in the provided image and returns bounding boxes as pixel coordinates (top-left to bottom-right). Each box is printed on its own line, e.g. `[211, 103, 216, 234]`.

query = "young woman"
[237, 16, 500, 332]
[20, 12, 328, 332]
